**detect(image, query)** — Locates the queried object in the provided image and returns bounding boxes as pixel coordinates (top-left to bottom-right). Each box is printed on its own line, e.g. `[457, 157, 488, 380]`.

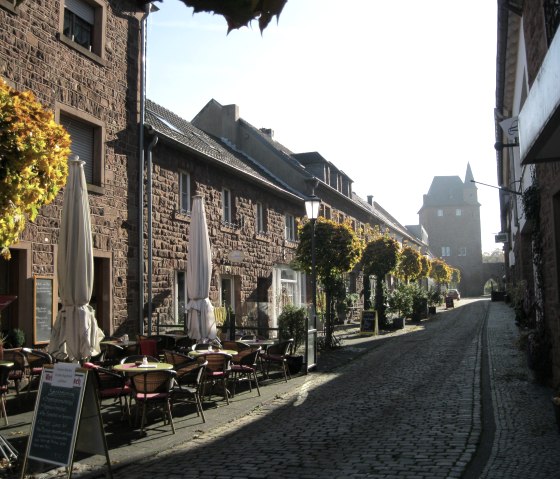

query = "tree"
[397, 245, 423, 282]
[483, 248, 505, 263]
[295, 217, 363, 349]
[419, 254, 431, 279]
[0, 78, 71, 259]
[430, 258, 452, 287]
[144, 0, 287, 33]
[361, 234, 401, 326]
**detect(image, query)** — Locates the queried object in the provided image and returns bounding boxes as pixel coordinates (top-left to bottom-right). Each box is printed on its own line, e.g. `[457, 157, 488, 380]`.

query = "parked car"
[446, 289, 461, 300]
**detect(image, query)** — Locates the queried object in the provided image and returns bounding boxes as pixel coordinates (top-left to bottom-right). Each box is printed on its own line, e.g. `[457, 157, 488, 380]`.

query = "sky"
[146, 0, 501, 254]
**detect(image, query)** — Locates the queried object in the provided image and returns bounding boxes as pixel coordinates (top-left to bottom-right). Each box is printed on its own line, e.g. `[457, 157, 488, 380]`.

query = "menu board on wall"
[34, 276, 54, 344]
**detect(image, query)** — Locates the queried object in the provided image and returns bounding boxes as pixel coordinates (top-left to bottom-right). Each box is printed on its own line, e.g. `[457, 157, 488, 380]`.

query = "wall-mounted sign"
[228, 250, 245, 263]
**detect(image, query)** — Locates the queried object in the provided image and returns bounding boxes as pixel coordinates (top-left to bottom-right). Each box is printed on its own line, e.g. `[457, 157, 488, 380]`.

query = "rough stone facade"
[147, 139, 303, 334]
[0, 1, 142, 343]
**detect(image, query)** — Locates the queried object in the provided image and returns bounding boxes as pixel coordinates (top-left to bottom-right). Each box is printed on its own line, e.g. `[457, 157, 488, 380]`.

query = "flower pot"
[393, 317, 405, 329]
[428, 306, 437, 315]
[286, 355, 304, 375]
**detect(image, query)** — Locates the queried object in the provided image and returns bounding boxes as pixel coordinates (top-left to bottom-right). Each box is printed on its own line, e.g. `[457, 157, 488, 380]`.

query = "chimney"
[367, 195, 374, 206]
[259, 128, 274, 138]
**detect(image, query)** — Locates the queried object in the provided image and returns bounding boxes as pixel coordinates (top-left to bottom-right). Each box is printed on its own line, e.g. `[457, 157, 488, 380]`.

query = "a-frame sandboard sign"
[20, 363, 112, 479]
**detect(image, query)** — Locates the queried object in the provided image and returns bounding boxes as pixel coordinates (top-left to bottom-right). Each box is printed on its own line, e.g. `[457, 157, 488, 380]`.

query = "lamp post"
[305, 195, 320, 369]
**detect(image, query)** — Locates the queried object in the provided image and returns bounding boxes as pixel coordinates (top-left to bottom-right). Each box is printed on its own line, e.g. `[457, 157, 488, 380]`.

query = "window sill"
[87, 184, 105, 196]
[220, 224, 240, 235]
[283, 239, 298, 248]
[57, 33, 107, 67]
[254, 232, 270, 242]
[174, 210, 191, 223]
[0, 0, 18, 13]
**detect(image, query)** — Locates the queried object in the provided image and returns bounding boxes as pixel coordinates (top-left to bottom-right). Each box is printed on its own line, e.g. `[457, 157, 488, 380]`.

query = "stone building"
[0, 0, 146, 345]
[495, 0, 560, 386]
[418, 164, 484, 296]
[144, 100, 305, 336]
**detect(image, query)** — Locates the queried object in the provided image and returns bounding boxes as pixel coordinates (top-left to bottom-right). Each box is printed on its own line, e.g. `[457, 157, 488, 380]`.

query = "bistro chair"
[100, 342, 126, 368]
[230, 347, 261, 397]
[130, 369, 177, 434]
[171, 358, 208, 423]
[23, 348, 53, 398]
[83, 362, 131, 421]
[0, 365, 11, 425]
[260, 339, 293, 382]
[3, 348, 26, 395]
[202, 352, 232, 405]
[221, 341, 251, 352]
[163, 350, 194, 370]
[138, 338, 159, 357]
[152, 335, 176, 357]
[174, 336, 196, 353]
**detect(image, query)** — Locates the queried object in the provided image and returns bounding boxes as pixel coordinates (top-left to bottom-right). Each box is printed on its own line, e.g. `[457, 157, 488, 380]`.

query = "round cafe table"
[113, 362, 173, 374]
[188, 349, 237, 358]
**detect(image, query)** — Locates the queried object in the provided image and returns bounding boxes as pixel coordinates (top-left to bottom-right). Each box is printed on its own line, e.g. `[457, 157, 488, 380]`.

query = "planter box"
[428, 306, 437, 315]
[393, 317, 405, 329]
[286, 355, 303, 375]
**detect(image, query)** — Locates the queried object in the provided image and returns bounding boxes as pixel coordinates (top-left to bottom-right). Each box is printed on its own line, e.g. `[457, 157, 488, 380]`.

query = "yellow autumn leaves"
[0, 78, 70, 258]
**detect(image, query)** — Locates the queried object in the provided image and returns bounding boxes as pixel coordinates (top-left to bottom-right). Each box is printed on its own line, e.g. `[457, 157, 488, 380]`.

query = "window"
[59, 111, 103, 186]
[285, 214, 296, 241]
[437, 209, 444, 217]
[64, 0, 93, 50]
[256, 202, 266, 234]
[222, 188, 232, 224]
[179, 171, 191, 214]
[441, 246, 451, 257]
[456, 209, 462, 216]
[458, 247, 467, 256]
[175, 271, 187, 324]
[61, 0, 105, 58]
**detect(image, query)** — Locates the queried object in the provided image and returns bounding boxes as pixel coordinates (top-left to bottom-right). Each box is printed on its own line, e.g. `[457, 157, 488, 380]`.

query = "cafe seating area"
[0, 333, 299, 435]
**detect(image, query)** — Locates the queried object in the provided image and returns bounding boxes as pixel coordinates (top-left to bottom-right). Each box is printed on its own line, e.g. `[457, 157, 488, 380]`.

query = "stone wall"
[147, 141, 303, 330]
[0, 1, 142, 338]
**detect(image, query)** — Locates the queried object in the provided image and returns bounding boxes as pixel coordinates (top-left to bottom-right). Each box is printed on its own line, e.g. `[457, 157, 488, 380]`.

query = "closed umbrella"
[48, 156, 104, 362]
[186, 195, 216, 341]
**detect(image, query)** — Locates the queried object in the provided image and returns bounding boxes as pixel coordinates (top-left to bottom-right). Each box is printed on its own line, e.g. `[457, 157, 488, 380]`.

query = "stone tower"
[418, 163, 484, 296]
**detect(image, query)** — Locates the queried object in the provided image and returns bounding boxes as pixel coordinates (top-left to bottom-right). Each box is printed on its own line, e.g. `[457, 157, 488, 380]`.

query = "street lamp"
[305, 195, 320, 334]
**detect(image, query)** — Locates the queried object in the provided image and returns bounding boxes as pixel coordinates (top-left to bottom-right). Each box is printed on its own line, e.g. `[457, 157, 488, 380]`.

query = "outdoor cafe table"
[240, 339, 276, 350]
[188, 349, 237, 358]
[0, 361, 14, 368]
[113, 362, 173, 374]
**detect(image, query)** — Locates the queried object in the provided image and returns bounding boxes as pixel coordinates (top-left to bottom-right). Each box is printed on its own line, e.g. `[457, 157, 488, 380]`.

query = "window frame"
[456, 209, 462, 216]
[179, 170, 191, 214]
[458, 247, 467, 256]
[437, 209, 444, 217]
[441, 246, 451, 257]
[285, 214, 296, 242]
[222, 187, 232, 225]
[59, 0, 107, 64]
[57, 103, 105, 193]
[256, 201, 266, 234]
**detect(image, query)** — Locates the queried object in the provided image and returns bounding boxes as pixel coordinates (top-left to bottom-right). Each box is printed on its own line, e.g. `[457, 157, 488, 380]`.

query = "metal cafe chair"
[230, 347, 261, 397]
[171, 358, 208, 423]
[130, 369, 177, 434]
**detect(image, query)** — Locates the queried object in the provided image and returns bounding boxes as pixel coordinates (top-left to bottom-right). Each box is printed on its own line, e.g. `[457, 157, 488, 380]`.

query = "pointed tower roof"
[465, 162, 475, 187]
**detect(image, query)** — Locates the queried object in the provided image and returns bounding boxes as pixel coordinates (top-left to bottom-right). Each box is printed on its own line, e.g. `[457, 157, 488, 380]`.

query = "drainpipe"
[138, 3, 151, 335]
[146, 132, 158, 334]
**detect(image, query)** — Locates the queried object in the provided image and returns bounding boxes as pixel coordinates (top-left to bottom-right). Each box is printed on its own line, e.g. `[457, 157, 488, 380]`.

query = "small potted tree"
[386, 283, 413, 329]
[278, 305, 307, 374]
[427, 287, 443, 315]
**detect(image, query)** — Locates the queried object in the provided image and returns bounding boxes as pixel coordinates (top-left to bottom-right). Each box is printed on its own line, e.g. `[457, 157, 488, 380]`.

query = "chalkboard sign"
[34, 276, 54, 344]
[360, 310, 378, 336]
[21, 364, 111, 477]
[445, 297, 454, 309]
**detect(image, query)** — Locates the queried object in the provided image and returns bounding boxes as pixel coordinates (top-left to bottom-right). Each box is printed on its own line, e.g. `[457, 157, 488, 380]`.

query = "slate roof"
[145, 100, 302, 202]
[423, 176, 467, 206]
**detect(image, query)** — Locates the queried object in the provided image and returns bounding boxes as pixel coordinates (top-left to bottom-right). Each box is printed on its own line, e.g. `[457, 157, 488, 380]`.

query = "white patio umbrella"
[48, 156, 104, 362]
[186, 195, 216, 341]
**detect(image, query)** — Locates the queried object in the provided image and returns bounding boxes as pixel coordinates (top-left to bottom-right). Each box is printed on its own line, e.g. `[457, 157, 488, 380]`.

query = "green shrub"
[278, 305, 307, 354]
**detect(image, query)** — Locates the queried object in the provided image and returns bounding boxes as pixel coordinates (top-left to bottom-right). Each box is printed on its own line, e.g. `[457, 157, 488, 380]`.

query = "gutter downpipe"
[138, 4, 150, 335]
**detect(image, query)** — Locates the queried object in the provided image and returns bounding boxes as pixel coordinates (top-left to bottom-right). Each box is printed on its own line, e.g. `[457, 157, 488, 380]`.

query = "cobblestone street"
[9, 299, 560, 479]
